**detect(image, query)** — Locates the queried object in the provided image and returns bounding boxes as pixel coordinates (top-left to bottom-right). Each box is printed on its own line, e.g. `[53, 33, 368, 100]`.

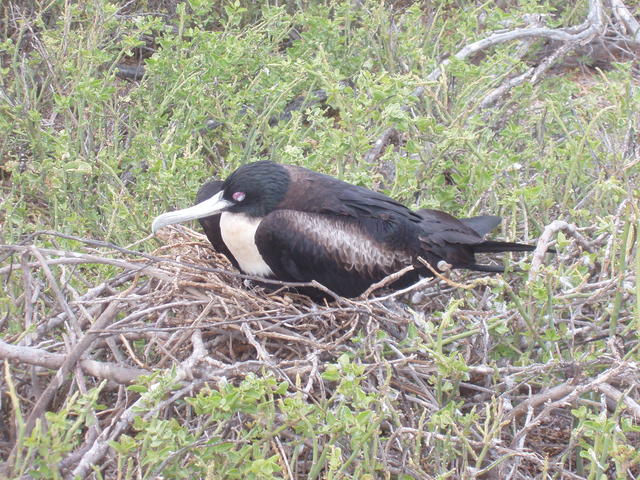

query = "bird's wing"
[332, 184, 422, 219]
[254, 210, 415, 297]
[415, 209, 486, 245]
[281, 165, 423, 222]
[415, 209, 534, 271]
[458, 215, 501, 236]
[410, 208, 486, 269]
[416, 209, 501, 237]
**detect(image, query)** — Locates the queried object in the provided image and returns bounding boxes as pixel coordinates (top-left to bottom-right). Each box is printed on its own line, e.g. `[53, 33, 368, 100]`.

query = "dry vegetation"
[1, 0, 639, 479]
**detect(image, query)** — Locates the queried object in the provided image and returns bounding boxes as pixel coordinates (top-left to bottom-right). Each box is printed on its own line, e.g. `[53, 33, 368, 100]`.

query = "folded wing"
[255, 210, 417, 297]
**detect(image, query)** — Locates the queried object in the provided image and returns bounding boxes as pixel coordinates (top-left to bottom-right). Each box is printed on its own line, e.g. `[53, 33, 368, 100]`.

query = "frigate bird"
[152, 161, 536, 297]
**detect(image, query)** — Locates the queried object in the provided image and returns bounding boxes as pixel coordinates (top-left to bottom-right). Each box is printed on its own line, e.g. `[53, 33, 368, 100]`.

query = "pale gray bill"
[151, 190, 232, 233]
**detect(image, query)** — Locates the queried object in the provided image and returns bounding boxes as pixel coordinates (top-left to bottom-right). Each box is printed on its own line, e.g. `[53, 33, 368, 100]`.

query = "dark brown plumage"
[152, 161, 536, 297]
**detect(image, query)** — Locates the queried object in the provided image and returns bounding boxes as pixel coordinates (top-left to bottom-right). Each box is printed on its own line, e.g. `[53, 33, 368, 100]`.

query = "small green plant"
[1, 0, 638, 478]
[572, 405, 640, 478]
[13, 384, 106, 479]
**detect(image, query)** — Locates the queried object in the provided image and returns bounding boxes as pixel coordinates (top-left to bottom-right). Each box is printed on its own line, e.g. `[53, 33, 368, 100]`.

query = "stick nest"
[1, 222, 638, 479]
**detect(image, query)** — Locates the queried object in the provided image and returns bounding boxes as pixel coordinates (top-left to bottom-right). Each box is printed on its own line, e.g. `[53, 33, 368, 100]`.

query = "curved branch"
[609, 0, 640, 41]
[0, 339, 147, 384]
[529, 220, 594, 278]
[426, 0, 605, 82]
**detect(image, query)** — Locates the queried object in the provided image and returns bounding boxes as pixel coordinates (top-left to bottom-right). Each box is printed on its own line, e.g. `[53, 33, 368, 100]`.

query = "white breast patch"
[219, 212, 274, 277]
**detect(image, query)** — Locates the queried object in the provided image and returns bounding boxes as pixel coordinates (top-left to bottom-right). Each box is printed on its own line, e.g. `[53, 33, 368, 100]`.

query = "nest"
[1, 221, 638, 479]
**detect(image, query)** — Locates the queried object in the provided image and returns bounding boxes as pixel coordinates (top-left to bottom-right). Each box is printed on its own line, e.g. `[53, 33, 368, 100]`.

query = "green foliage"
[1, 0, 639, 478]
[13, 385, 106, 479]
[106, 368, 388, 479]
[4, 0, 610, 247]
[572, 405, 640, 477]
[3, 0, 635, 247]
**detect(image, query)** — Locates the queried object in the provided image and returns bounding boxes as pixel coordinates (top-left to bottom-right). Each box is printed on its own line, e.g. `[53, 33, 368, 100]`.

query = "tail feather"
[467, 263, 505, 273]
[473, 240, 536, 254]
[459, 215, 501, 236]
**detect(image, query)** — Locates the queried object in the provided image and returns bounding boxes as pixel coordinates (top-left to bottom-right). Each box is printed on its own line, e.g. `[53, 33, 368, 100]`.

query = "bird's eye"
[232, 191, 246, 202]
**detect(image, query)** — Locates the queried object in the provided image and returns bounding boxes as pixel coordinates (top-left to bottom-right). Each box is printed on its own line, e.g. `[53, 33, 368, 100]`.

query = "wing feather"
[255, 210, 415, 297]
[280, 165, 423, 222]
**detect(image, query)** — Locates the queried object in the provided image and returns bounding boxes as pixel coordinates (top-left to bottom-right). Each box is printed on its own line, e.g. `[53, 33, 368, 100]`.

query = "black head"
[152, 161, 290, 233]
[219, 161, 290, 217]
[196, 179, 224, 205]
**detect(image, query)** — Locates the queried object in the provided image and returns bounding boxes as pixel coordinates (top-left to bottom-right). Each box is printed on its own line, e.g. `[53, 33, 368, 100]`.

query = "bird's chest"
[219, 212, 274, 277]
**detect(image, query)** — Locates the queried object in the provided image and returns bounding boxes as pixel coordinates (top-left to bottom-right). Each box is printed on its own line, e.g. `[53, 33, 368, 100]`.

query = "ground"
[0, 1, 639, 479]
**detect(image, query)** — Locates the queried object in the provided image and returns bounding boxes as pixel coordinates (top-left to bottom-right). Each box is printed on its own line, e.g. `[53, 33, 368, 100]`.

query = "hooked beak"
[151, 190, 232, 233]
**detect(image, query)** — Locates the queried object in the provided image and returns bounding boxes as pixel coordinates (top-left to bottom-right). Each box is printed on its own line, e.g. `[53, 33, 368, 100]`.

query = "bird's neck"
[219, 212, 274, 277]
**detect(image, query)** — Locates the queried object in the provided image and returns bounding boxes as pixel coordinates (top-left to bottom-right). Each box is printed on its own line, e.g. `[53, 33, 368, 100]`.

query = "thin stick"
[29, 246, 81, 336]
[360, 265, 415, 298]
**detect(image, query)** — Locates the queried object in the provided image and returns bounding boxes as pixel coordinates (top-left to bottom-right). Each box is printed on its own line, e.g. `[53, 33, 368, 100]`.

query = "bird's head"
[151, 161, 290, 233]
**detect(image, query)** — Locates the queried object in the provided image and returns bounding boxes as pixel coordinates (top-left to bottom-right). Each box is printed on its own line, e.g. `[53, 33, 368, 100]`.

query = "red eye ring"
[232, 191, 246, 202]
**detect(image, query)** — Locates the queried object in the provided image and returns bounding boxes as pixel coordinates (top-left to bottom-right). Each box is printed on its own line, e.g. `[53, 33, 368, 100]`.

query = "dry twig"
[0, 222, 636, 478]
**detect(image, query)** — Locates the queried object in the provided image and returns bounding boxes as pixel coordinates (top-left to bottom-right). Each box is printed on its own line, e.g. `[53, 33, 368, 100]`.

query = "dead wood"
[0, 220, 637, 478]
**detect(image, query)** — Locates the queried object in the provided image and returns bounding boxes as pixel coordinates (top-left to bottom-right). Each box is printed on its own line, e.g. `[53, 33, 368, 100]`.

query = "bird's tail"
[466, 263, 507, 273]
[464, 240, 537, 273]
[472, 240, 536, 254]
